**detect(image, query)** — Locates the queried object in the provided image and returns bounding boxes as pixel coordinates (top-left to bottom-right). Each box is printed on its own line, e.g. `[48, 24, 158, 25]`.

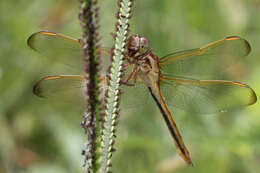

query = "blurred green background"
[0, 0, 260, 173]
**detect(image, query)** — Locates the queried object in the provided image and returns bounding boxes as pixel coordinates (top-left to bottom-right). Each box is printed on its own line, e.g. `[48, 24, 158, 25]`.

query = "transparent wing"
[160, 36, 251, 80]
[27, 31, 111, 74]
[33, 75, 108, 106]
[33, 75, 86, 101]
[160, 75, 257, 114]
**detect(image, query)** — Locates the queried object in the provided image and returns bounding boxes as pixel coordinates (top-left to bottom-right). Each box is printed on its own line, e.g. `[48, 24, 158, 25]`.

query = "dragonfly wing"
[33, 75, 108, 106]
[160, 36, 251, 80]
[33, 75, 86, 101]
[160, 75, 257, 114]
[28, 31, 111, 74]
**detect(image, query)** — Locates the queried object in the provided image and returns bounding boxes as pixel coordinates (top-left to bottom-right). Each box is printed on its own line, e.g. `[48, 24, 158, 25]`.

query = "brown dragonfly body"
[123, 34, 193, 165]
[28, 31, 257, 166]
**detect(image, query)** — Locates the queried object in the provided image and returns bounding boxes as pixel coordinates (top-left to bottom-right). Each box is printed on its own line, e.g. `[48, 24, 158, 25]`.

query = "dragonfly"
[28, 31, 257, 166]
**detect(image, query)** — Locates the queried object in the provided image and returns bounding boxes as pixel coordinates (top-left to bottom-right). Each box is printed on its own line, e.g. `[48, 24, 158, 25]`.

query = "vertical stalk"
[79, 0, 102, 172]
[101, 0, 134, 173]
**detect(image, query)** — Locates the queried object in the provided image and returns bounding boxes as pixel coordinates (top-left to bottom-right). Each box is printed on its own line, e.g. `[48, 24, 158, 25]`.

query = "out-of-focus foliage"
[0, 0, 260, 173]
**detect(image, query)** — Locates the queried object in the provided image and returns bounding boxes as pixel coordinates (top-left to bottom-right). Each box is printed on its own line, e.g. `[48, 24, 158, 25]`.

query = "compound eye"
[127, 35, 140, 51]
[140, 37, 149, 48]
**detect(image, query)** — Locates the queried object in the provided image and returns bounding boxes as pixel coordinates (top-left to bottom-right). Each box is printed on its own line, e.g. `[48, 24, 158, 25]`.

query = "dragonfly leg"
[123, 52, 137, 64]
[122, 63, 131, 70]
[120, 66, 138, 86]
[123, 72, 138, 86]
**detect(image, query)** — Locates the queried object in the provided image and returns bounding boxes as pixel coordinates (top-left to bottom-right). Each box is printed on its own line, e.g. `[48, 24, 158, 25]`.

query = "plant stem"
[79, 0, 102, 172]
[101, 0, 134, 172]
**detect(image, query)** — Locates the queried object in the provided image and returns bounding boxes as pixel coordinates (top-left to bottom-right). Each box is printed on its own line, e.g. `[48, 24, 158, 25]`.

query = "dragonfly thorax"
[125, 35, 160, 85]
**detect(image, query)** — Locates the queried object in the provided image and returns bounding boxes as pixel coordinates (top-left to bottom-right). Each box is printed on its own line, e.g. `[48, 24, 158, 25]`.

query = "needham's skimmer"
[28, 31, 257, 165]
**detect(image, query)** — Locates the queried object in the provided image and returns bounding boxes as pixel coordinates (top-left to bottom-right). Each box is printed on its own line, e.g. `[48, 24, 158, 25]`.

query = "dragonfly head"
[127, 34, 150, 55]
